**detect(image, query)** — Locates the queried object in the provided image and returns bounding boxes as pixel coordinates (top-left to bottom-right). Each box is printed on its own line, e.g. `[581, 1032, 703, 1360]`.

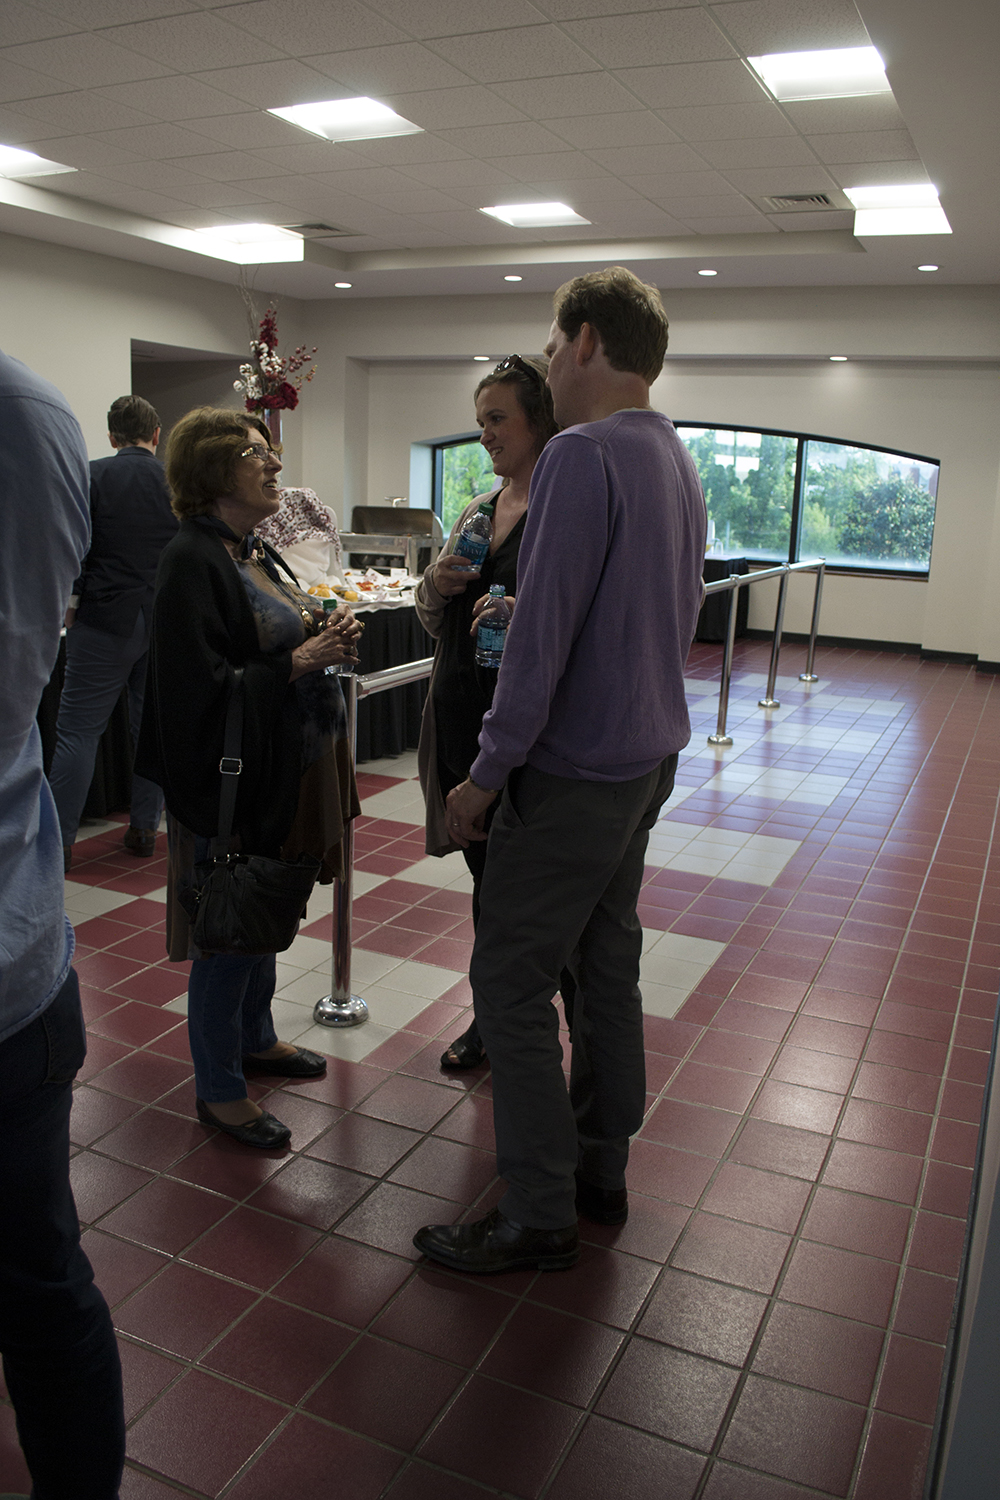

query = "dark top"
[134, 517, 301, 855]
[76, 446, 178, 638]
[432, 508, 525, 776]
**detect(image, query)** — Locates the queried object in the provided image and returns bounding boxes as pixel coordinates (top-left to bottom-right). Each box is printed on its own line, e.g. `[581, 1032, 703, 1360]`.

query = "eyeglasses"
[238, 443, 276, 462]
[492, 354, 543, 381]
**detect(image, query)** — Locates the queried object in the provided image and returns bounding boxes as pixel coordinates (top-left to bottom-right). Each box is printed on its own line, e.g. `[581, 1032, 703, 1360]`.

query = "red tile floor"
[3, 638, 997, 1499]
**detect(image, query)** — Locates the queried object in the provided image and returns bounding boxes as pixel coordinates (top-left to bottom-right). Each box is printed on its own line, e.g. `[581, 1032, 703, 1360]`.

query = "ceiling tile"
[234, 140, 365, 173]
[434, 120, 572, 156]
[586, 202, 690, 234]
[491, 70, 639, 118]
[94, 75, 253, 120]
[719, 165, 841, 195]
[0, 1, 77, 44]
[0, 57, 105, 103]
[553, 178, 646, 204]
[158, 149, 285, 181]
[177, 112, 312, 149]
[105, 159, 214, 191]
[659, 100, 796, 142]
[347, 134, 471, 167]
[348, 187, 469, 214]
[767, 209, 854, 231]
[823, 160, 932, 189]
[0, 34, 174, 86]
[374, 84, 524, 131]
[411, 207, 518, 240]
[22, 134, 139, 171]
[0, 102, 55, 142]
[707, 0, 872, 55]
[617, 59, 769, 109]
[161, 180, 273, 208]
[38, 1, 203, 23]
[192, 59, 345, 108]
[427, 24, 600, 84]
[681, 214, 778, 233]
[400, 159, 522, 191]
[12, 89, 156, 134]
[585, 142, 712, 175]
[304, 165, 422, 198]
[542, 111, 681, 150]
[91, 121, 237, 159]
[808, 130, 920, 164]
[653, 192, 757, 218]
[485, 149, 612, 182]
[309, 42, 472, 94]
[562, 10, 737, 69]
[695, 136, 820, 169]
[536, 0, 693, 16]
[217, 0, 406, 54]
[99, 13, 274, 72]
[625, 169, 759, 197]
[363, 0, 549, 40]
[782, 95, 908, 135]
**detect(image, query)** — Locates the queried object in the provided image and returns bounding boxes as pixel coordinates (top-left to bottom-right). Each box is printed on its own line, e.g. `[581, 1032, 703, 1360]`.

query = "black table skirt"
[697, 555, 750, 643]
[36, 609, 434, 814]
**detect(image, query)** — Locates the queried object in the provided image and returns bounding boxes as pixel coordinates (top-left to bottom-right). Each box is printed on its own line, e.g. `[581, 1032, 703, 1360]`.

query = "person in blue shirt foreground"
[0, 348, 125, 1497]
[414, 267, 708, 1273]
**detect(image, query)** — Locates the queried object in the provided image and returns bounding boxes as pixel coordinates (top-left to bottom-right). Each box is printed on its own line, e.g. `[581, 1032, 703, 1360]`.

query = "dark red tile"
[529, 1242, 659, 1329]
[714, 998, 791, 1040]
[359, 1073, 460, 1131]
[287, 1057, 388, 1110]
[228, 1412, 402, 1500]
[118, 1338, 181, 1423]
[822, 1139, 923, 1204]
[729, 973, 809, 1010]
[853, 1410, 933, 1500]
[416, 936, 475, 969]
[921, 1160, 973, 1217]
[666, 1060, 759, 1113]
[720, 1376, 865, 1493]
[671, 1213, 790, 1294]
[100, 1175, 232, 1254]
[753, 1302, 883, 1402]
[701, 1162, 810, 1233]
[838, 1098, 933, 1155]
[596, 1337, 739, 1450]
[69, 1086, 141, 1147]
[372, 1267, 514, 1365]
[780, 1241, 898, 1327]
[637, 1268, 767, 1364]
[184, 1205, 321, 1290]
[929, 1117, 980, 1167]
[89, 1001, 181, 1048]
[115, 1262, 257, 1359]
[200, 1298, 353, 1404]
[545, 1415, 705, 1500]
[275, 1235, 413, 1327]
[640, 1097, 740, 1156]
[338, 1181, 456, 1259]
[77, 1032, 133, 1081]
[69, 1151, 154, 1223]
[479, 1302, 623, 1406]
[689, 1030, 777, 1075]
[80, 1228, 169, 1309]
[433, 1093, 496, 1151]
[246, 1156, 371, 1230]
[627, 1139, 716, 1207]
[893, 1267, 958, 1343]
[308, 1110, 422, 1175]
[729, 1118, 829, 1181]
[355, 924, 432, 959]
[87, 1049, 192, 1104]
[875, 1334, 948, 1423]
[389, 1135, 497, 1204]
[74, 950, 146, 989]
[802, 988, 878, 1027]
[853, 1061, 940, 1112]
[940, 1079, 985, 1123]
[907, 1210, 966, 1278]
[166, 1129, 289, 1196]
[419, 1374, 580, 1497]
[119, 1462, 191, 1498]
[108, 967, 189, 1006]
[384, 1463, 499, 1500]
[768, 1044, 854, 1094]
[125, 1369, 284, 1494]
[97, 1106, 203, 1171]
[751, 1079, 842, 1134]
[581, 1193, 689, 1263]
[701, 1465, 825, 1500]
[801, 1187, 910, 1261]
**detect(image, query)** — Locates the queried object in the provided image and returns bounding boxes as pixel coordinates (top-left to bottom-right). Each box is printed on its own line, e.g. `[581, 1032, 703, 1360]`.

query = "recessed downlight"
[504, 274, 523, 282]
[473, 356, 491, 362]
[829, 355, 848, 362]
[698, 268, 718, 277]
[334, 281, 352, 288]
[917, 264, 940, 272]
[268, 97, 422, 143]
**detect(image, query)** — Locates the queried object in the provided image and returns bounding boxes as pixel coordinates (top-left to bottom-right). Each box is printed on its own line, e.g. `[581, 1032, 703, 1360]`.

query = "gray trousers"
[49, 616, 164, 846]
[471, 755, 677, 1229]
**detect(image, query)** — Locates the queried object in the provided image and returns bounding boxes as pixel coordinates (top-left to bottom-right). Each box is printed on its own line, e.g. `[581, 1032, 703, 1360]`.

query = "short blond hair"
[554, 266, 669, 385]
[165, 407, 253, 519]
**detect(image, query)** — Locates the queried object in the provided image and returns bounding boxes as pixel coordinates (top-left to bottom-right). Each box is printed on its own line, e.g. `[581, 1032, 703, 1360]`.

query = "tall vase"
[264, 409, 281, 447]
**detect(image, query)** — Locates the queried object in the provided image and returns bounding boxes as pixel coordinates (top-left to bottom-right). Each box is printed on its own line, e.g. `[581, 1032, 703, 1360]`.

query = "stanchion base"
[798, 673, 819, 682]
[707, 733, 733, 746]
[313, 994, 368, 1028]
[758, 698, 781, 709]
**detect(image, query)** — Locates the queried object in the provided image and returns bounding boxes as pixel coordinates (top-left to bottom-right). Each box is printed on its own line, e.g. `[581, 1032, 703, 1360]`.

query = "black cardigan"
[135, 518, 302, 855]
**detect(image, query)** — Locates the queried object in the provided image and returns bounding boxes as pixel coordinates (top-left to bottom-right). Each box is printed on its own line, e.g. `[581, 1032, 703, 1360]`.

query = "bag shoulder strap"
[211, 667, 245, 859]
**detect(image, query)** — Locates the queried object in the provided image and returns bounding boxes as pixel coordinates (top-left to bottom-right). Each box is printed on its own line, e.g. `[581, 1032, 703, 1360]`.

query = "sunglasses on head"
[492, 354, 543, 381]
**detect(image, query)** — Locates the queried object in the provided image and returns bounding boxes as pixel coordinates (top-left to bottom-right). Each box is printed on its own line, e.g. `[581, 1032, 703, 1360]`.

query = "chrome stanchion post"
[707, 581, 739, 747]
[799, 562, 825, 682]
[758, 568, 789, 709]
[313, 670, 368, 1028]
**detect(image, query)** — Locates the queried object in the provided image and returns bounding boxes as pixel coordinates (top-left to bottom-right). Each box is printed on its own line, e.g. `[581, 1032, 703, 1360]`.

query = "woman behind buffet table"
[416, 356, 566, 1070]
[135, 408, 362, 1148]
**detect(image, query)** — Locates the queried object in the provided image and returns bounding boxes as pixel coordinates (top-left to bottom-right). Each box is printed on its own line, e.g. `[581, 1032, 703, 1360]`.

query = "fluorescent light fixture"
[334, 281, 352, 288]
[268, 97, 422, 142]
[917, 264, 939, 272]
[748, 46, 890, 101]
[0, 144, 76, 178]
[473, 356, 491, 361]
[192, 223, 304, 264]
[845, 184, 952, 236]
[504, 274, 523, 282]
[829, 355, 848, 361]
[698, 269, 718, 277]
[480, 202, 591, 228]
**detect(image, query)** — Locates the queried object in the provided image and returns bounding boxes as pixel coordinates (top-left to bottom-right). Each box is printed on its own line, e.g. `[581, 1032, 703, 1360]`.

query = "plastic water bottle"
[475, 584, 511, 669]
[452, 501, 494, 572]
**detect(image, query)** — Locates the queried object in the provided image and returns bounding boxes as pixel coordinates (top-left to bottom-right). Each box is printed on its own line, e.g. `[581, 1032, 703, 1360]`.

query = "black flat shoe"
[196, 1098, 291, 1149]
[575, 1174, 628, 1226]
[439, 1029, 487, 1071]
[413, 1207, 579, 1274]
[241, 1046, 327, 1078]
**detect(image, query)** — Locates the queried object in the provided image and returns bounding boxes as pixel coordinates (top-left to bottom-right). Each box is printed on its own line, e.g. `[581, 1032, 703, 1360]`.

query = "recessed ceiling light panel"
[748, 46, 890, 101]
[268, 97, 422, 143]
[480, 202, 591, 228]
[0, 144, 76, 178]
[192, 223, 304, 264]
[845, 185, 952, 236]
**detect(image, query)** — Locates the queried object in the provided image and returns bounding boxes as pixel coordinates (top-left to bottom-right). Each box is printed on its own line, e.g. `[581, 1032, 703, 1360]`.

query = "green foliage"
[838, 476, 936, 562]
[441, 442, 496, 533]
[681, 430, 794, 556]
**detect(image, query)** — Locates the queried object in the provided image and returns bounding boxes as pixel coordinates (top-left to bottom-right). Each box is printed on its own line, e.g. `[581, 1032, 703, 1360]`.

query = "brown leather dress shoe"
[123, 826, 157, 858]
[413, 1207, 579, 1273]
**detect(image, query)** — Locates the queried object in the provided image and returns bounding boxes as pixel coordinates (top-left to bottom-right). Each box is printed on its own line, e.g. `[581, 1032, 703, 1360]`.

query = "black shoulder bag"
[182, 669, 321, 955]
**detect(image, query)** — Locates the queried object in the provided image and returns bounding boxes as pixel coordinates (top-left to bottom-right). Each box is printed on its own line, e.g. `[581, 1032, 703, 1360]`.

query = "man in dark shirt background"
[50, 394, 177, 871]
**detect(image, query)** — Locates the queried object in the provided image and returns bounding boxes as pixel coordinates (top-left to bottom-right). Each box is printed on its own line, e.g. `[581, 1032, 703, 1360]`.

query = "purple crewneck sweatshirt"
[472, 408, 707, 789]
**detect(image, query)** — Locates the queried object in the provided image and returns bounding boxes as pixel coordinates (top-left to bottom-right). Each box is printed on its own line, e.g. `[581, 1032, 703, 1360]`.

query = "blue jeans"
[187, 953, 279, 1103]
[0, 970, 125, 1499]
[49, 616, 164, 845]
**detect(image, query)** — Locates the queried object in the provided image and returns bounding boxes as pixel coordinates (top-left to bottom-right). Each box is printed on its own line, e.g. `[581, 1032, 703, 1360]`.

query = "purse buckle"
[219, 757, 243, 775]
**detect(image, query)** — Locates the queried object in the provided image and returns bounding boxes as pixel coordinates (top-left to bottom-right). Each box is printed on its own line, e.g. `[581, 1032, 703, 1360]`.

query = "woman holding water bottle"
[416, 356, 559, 1070]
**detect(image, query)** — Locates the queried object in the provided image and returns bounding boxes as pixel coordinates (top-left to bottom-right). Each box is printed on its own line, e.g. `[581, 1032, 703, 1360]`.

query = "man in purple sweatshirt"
[415, 267, 707, 1274]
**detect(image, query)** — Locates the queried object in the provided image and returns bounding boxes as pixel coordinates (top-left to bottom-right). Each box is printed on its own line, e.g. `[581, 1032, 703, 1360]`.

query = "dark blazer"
[134, 519, 301, 855]
[75, 446, 178, 638]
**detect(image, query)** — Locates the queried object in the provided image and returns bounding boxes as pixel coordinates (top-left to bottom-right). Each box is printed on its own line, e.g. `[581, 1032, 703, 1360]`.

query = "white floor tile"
[284, 933, 333, 971]
[647, 932, 726, 966]
[357, 751, 420, 779]
[351, 982, 442, 1030]
[275, 971, 332, 1006]
[393, 853, 468, 888]
[378, 959, 463, 999]
[640, 980, 693, 1019]
[64, 885, 138, 917]
[291, 1019, 396, 1062]
[350, 949, 405, 986]
[640, 953, 712, 989]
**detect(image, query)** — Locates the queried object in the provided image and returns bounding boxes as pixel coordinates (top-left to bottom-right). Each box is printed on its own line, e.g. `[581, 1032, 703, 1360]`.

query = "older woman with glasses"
[136, 407, 362, 1148]
[416, 356, 569, 1070]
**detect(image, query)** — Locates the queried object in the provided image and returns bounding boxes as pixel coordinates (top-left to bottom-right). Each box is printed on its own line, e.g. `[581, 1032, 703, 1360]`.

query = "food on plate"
[307, 584, 334, 598]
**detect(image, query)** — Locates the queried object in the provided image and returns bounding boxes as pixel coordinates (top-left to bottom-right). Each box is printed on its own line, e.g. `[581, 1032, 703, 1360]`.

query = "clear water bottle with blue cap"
[452, 500, 495, 572]
[475, 584, 512, 669]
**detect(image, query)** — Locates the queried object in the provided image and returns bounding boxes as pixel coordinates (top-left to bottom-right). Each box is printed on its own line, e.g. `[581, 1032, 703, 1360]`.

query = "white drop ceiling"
[0, 0, 995, 299]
